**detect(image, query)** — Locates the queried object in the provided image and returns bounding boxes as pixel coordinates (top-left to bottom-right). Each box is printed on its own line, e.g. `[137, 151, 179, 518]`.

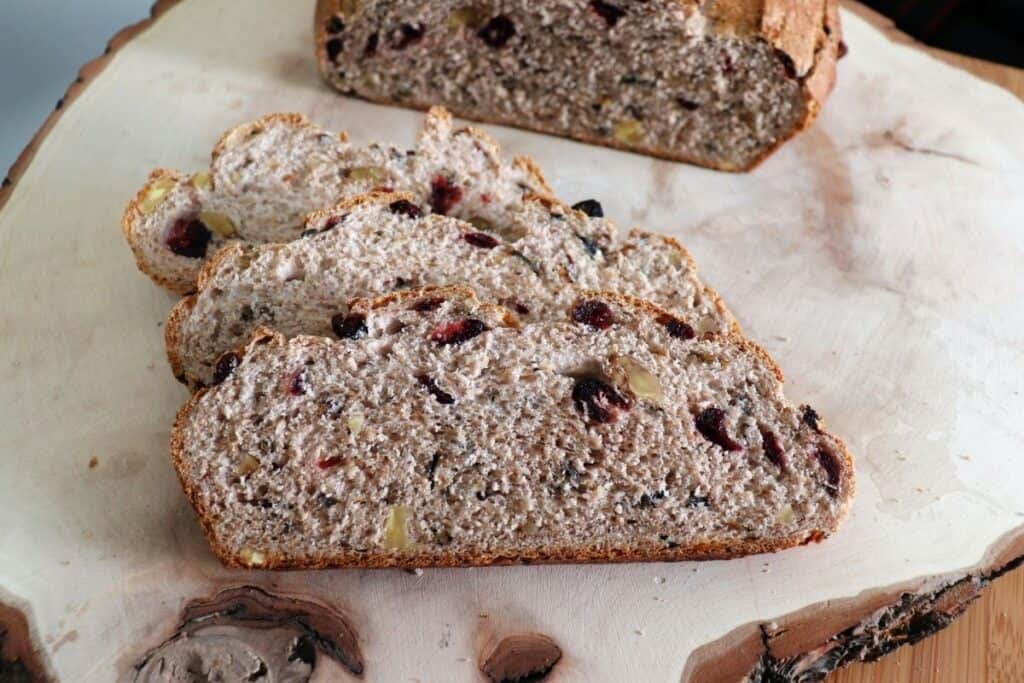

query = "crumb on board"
[88, 456, 98, 469]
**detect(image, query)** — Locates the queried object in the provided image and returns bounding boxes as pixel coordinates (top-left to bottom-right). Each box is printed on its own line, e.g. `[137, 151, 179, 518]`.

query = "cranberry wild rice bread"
[122, 107, 552, 294]
[314, 0, 841, 171]
[171, 286, 853, 569]
[165, 191, 737, 390]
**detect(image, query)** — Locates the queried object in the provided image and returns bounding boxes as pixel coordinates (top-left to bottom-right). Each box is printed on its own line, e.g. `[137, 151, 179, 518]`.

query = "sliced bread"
[171, 285, 853, 569]
[165, 191, 736, 389]
[122, 107, 552, 294]
[314, 0, 841, 171]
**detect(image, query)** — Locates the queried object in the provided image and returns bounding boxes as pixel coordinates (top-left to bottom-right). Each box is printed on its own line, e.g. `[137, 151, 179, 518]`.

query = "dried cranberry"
[802, 406, 821, 432]
[759, 426, 787, 470]
[429, 175, 463, 215]
[331, 312, 367, 339]
[816, 448, 841, 496]
[658, 314, 695, 340]
[589, 1, 626, 27]
[478, 15, 516, 48]
[411, 297, 445, 312]
[695, 408, 742, 451]
[480, 193, 492, 204]
[165, 216, 211, 258]
[572, 199, 604, 217]
[326, 37, 344, 62]
[287, 369, 308, 396]
[212, 352, 240, 386]
[838, 41, 849, 60]
[364, 32, 379, 56]
[463, 232, 499, 249]
[417, 374, 455, 404]
[388, 199, 422, 218]
[392, 23, 424, 49]
[429, 318, 486, 346]
[317, 455, 344, 469]
[322, 213, 346, 231]
[326, 16, 344, 34]
[572, 377, 630, 423]
[572, 299, 614, 330]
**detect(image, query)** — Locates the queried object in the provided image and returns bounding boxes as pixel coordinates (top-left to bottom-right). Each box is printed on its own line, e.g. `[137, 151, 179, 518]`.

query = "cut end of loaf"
[172, 287, 853, 570]
[316, 0, 839, 170]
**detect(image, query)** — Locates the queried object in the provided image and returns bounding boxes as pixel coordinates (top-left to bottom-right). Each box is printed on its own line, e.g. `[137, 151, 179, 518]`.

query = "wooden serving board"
[1, 1, 1022, 680]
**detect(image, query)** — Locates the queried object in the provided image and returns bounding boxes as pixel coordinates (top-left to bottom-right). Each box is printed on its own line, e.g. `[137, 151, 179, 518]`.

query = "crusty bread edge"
[171, 286, 854, 570]
[312, 0, 841, 172]
[348, 283, 522, 330]
[121, 168, 198, 295]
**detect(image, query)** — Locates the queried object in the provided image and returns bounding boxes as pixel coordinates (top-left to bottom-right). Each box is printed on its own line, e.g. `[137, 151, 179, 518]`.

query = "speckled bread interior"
[122, 107, 552, 294]
[172, 286, 853, 569]
[315, 0, 840, 170]
[165, 190, 736, 390]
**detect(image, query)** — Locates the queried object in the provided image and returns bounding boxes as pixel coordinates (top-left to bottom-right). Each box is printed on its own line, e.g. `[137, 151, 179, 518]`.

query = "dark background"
[862, 0, 1024, 67]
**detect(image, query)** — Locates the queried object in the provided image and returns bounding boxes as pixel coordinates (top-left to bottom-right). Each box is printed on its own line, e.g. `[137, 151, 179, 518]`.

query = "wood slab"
[1, 1, 1023, 680]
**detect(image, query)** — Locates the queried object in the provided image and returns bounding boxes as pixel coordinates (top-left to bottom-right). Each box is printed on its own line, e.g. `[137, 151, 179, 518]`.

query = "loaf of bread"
[314, 0, 841, 171]
[165, 190, 736, 389]
[171, 286, 853, 569]
[122, 108, 551, 294]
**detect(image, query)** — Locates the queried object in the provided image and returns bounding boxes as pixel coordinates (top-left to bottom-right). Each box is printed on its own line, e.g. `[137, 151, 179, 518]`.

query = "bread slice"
[314, 0, 841, 171]
[122, 107, 552, 294]
[165, 190, 736, 389]
[171, 286, 853, 569]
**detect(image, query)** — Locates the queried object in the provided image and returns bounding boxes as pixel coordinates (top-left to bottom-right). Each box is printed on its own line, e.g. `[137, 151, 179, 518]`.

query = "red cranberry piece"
[589, 1, 626, 27]
[429, 318, 487, 346]
[212, 352, 240, 386]
[317, 455, 344, 469]
[165, 216, 211, 258]
[463, 232, 499, 249]
[326, 37, 344, 62]
[572, 377, 630, 423]
[410, 297, 444, 312]
[388, 199, 422, 218]
[392, 23, 424, 49]
[364, 32, 379, 56]
[572, 299, 614, 330]
[759, 426, 787, 471]
[816, 448, 841, 496]
[480, 193, 492, 204]
[287, 369, 308, 396]
[802, 406, 821, 431]
[695, 407, 742, 451]
[572, 199, 604, 217]
[331, 313, 367, 339]
[417, 374, 455, 404]
[478, 15, 516, 48]
[322, 213, 346, 231]
[429, 175, 463, 215]
[658, 314, 695, 340]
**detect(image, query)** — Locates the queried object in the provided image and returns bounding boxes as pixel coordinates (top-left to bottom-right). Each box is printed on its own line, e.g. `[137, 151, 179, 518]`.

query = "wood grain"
[832, 565, 1024, 682]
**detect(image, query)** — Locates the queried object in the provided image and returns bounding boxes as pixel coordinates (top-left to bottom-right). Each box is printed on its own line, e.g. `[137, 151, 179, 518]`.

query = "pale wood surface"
[833, 6, 1024, 681]
[1, 2, 1023, 681]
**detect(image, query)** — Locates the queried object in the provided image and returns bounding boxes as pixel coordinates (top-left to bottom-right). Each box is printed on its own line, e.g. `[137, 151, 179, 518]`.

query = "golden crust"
[210, 112, 314, 161]
[313, 0, 841, 171]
